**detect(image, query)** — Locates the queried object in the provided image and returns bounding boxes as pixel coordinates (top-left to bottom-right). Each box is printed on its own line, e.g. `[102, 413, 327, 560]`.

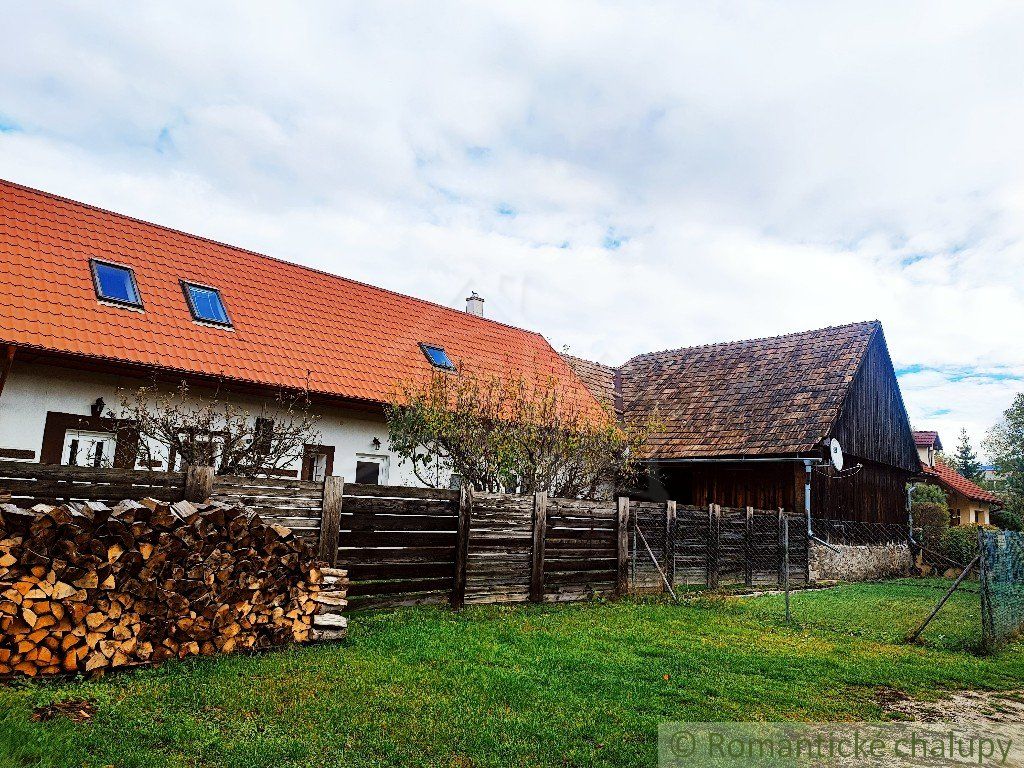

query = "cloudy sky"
[2, 1, 1022, 456]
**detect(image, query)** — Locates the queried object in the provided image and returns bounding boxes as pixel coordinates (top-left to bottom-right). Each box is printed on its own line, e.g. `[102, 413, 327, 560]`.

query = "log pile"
[0, 497, 348, 678]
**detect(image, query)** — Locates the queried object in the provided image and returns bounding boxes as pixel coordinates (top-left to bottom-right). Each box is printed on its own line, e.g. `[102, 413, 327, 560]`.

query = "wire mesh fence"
[809, 517, 909, 546]
[629, 503, 809, 596]
[979, 529, 1024, 653]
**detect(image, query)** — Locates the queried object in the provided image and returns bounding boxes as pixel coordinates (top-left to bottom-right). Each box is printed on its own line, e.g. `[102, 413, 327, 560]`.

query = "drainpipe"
[804, 459, 813, 536]
[0, 345, 14, 400]
[907, 482, 921, 547]
[803, 457, 840, 551]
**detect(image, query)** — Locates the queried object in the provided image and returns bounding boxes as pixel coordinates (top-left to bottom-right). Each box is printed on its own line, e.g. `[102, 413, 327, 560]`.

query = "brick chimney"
[465, 291, 484, 317]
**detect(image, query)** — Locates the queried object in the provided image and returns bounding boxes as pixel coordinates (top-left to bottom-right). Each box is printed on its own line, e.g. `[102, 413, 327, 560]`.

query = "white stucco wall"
[0, 360, 431, 487]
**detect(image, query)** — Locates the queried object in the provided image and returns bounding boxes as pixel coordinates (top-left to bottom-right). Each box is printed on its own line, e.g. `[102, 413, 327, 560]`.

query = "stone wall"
[809, 540, 913, 583]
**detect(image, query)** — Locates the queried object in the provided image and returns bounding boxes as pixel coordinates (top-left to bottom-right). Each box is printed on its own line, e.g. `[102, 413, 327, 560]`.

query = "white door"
[62, 430, 117, 467]
[311, 452, 328, 482]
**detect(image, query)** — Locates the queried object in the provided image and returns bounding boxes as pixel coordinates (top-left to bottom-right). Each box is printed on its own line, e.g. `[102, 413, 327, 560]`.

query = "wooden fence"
[0, 461, 185, 507]
[0, 461, 810, 608]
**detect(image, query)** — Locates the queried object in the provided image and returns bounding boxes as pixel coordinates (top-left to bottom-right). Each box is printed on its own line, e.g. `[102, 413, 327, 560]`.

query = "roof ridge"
[623, 320, 880, 365]
[560, 352, 618, 372]
[0, 177, 547, 340]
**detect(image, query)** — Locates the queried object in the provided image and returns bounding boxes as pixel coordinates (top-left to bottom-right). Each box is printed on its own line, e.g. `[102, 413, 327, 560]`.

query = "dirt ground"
[879, 686, 1024, 724]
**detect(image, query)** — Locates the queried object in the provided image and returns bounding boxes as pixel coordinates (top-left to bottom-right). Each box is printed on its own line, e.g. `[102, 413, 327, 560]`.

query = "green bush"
[912, 500, 949, 554]
[941, 524, 995, 565]
[991, 509, 1023, 532]
[912, 483, 949, 507]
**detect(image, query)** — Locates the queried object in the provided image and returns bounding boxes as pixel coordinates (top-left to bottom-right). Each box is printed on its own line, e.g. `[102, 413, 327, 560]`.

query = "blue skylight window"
[91, 260, 142, 307]
[420, 343, 456, 371]
[182, 282, 231, 326]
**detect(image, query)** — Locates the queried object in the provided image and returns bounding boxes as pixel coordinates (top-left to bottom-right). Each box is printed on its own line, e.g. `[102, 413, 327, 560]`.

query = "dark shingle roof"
[621, 321, 879, 459]
[561, 354, 617, 411]
[568, 321, 880, 460]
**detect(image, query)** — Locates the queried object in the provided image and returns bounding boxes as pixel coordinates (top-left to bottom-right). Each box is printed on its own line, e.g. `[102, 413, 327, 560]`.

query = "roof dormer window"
[91, 260, 142, 308]
[182, 281, 231, 327]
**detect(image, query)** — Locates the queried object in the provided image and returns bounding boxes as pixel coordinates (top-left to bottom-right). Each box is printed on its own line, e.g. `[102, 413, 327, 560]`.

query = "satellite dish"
[829, 439, 844, 471]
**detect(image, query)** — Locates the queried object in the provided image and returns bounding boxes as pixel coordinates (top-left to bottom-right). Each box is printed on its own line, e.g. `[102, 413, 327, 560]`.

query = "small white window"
[355, 454, 389, 485]
[62, 430, 116, 468]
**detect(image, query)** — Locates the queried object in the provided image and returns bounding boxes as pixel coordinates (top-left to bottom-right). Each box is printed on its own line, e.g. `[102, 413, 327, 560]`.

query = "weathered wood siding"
[0, 460, 184, 507]
[544, 497, 618, 601]
[829, 330, 919, 473]
[810, 459, 909, 524]
[668, 462, 804, 512]
[656, 457, 909, 525]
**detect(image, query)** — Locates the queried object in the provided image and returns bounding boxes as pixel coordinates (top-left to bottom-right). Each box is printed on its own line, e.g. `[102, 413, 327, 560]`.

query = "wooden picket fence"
[0, 461, 809, 609]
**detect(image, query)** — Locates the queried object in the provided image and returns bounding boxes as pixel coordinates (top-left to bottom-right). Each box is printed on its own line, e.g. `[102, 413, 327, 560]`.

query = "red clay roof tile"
[913, 430, 942, 450]
[921, 459, 1001, 505]
[0, 179, 599, 412]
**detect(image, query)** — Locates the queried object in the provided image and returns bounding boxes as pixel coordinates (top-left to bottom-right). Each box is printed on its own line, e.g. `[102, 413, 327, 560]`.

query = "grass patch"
[1, 579, 1021, 767]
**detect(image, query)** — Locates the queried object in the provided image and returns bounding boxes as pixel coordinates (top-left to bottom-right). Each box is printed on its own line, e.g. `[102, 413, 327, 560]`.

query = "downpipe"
[804, 459, 842, 553]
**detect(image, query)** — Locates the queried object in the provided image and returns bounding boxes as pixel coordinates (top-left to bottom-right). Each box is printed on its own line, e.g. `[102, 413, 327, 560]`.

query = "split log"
[0, 496, 346, 678]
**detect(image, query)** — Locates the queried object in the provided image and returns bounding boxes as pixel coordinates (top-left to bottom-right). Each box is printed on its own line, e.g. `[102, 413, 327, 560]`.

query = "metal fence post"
[783, 514, 791, 623]
[665, 500, 677, 592]
[744, 506, 754, 587]
[777, 508, 786, 586]
[979, 528, 993, 653]
[708, 504, 721, 589]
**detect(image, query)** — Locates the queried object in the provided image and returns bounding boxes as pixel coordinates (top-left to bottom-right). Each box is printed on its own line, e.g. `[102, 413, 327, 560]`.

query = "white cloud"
[1, 0, 1023, 457]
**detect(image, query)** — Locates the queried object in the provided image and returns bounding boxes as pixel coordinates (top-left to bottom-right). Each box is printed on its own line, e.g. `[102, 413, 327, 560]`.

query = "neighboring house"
[913, 430, 943, 469]
[565, 321, 920, 523]
[0, 180, 599, 485]
[981, 463, 1006, 489]
[913, 430, 1002, 525]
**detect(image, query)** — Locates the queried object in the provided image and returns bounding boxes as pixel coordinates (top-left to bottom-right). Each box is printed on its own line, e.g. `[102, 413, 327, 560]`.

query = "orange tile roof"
[0, 179, 599, 412]
[921, 459, 1001, 505]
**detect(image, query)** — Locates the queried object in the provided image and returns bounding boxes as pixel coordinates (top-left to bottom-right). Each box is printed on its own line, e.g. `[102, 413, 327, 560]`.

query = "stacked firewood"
[0, 497, 348, 677]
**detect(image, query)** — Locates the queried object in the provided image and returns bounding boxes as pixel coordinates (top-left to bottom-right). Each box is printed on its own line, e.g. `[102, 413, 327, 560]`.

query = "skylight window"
[91, 260, 142, 307]
[420, 343, 456, 371]
[182, 282, 231, 326]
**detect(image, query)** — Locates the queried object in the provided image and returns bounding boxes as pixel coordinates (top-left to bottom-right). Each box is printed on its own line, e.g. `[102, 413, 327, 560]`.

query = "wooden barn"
[565, 321, 919, 524]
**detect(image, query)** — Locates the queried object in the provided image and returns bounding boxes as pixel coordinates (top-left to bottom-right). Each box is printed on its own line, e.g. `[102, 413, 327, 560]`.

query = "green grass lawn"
[1, 579, 1022, 768]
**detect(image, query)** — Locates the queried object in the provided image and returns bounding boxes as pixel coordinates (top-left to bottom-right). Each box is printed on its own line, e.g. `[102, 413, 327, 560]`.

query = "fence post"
[708, 504, 721, 589]
[530, 492, 547, 603]
[183, 465, 214, 503]
[744, 506, 754, 587]
[665, 500, 677, 592]
[318, 476, 344, 567]
[616, 496, 631, 597]
[978, 528, 993, 653]
[783, 515, 791, 622]
[452, 485, 473, 610]
[777, 508, 786, 586]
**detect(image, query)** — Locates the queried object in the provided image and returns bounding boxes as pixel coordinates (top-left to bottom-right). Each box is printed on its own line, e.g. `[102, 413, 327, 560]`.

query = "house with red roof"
[913, 430, 1002, 525]
[0, 180, 599, 486]
[913, 430, 943, 469]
